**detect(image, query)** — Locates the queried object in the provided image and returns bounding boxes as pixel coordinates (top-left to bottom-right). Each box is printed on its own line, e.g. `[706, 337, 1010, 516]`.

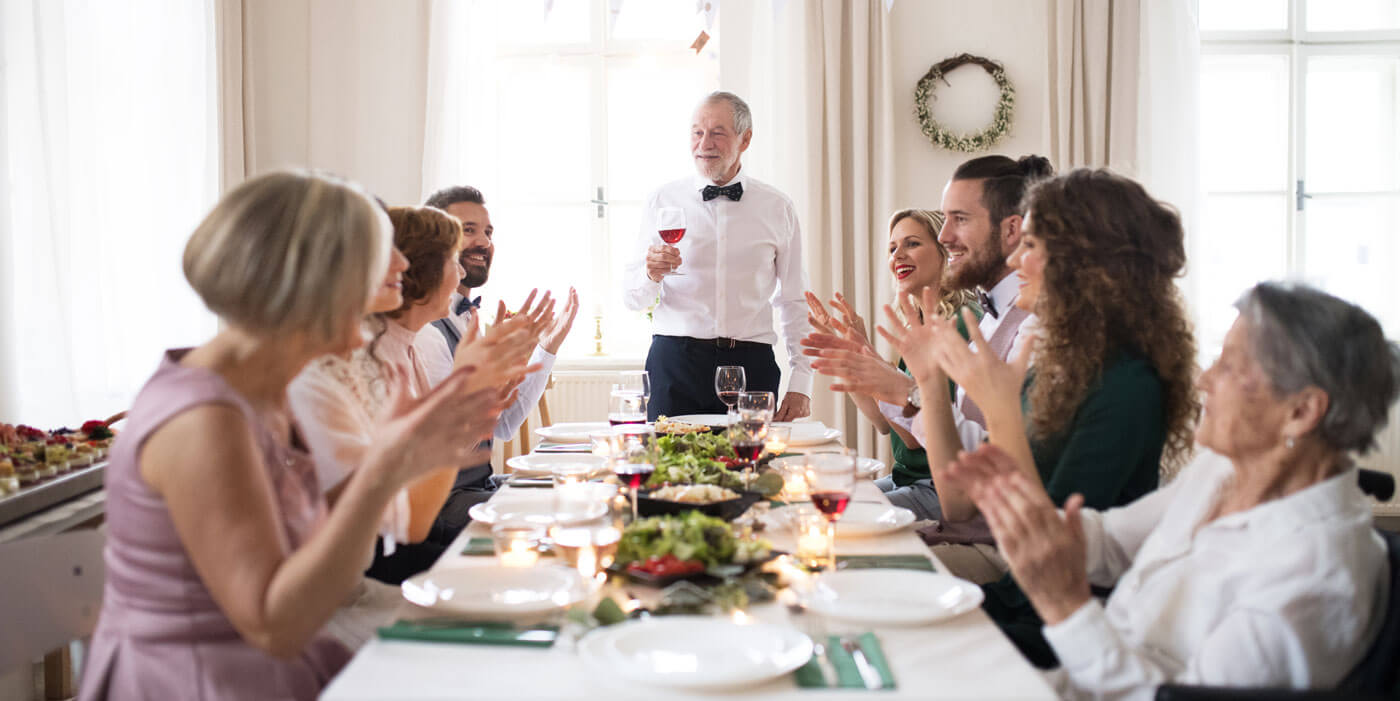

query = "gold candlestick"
[591, 315, 605, 356]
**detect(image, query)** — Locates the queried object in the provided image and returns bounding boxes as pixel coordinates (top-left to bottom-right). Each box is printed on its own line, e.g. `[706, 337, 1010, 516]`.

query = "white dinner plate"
[401, 564, 588, 621]
[535, 421, 613, 443]
[467, 492, 609, 527]
[807, 569, 984, 626]
[770, 502, 915, 538]
[504, 453, 607, 477]
[579, 616, 812, 690]
[770, 455, 884, 480]
[783, 423, 843, 446]
[663, 414, 729, 426]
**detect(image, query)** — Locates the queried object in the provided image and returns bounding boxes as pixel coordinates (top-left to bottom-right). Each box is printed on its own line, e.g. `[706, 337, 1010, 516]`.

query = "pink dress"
[79, 350, 350, 700]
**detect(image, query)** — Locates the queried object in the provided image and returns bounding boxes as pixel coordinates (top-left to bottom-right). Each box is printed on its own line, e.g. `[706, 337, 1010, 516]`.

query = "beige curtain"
[721, 0, 895, 462]
[1047, 0, 1141, 172]
[215, 0, 246, 192]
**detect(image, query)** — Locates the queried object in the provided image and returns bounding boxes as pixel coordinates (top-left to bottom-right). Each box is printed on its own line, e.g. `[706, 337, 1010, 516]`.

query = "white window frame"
[489, 0, 719, 365]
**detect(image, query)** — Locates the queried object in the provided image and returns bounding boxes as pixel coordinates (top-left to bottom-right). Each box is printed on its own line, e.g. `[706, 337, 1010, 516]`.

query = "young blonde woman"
[801, 208, 975, 501]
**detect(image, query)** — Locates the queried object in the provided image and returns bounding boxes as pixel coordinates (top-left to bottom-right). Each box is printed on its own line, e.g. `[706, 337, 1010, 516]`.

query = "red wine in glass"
[718, 390, 741, 408]
[810, 490, 852, 520]
[608, 414, 647, 426]
[615, 463, 655, 490]
[732, 440, 764, 461]
[659, 228, 685, 244]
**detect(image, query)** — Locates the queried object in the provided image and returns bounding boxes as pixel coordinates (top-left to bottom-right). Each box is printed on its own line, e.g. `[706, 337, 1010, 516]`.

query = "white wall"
[242, 0, 430, 204]
[889, 0, 1051, 209]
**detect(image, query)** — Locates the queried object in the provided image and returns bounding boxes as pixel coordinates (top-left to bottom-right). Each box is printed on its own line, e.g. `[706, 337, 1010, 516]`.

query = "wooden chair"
[501, 375, 554, 463]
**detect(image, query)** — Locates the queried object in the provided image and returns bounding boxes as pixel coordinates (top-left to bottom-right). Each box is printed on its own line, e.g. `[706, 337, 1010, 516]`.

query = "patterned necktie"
[454, 295, 481, 316]
[701, 182, 744, 201]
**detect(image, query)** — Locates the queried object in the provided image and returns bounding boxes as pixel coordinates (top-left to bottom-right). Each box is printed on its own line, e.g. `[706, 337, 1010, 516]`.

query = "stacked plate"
[769, 502, 916, 538]
[401, 565, 590, 622]
[665, 416, 843, 447]
[579, 617, 813, 690]
[770, 454, 884, 480]
[535, 422, 613, 443]
[467, 491, 609, 527]
[808, 570, 984, 625]
[504, 453, 607, 478]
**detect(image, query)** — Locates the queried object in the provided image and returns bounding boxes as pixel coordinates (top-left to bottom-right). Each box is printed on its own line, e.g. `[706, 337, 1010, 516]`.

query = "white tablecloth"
[321, 476, 1055, 700]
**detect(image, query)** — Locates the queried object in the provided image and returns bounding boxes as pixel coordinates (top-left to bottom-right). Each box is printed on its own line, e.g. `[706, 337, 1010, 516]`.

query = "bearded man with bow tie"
[623, 91, 813, 421]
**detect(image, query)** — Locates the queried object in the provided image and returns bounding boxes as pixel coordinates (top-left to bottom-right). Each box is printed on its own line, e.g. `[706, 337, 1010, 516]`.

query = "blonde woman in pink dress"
[79, 172, 513, 700]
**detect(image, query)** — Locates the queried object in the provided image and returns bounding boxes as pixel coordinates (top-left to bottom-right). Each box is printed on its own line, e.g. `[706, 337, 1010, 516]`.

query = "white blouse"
[1044, 449, 1388, 700]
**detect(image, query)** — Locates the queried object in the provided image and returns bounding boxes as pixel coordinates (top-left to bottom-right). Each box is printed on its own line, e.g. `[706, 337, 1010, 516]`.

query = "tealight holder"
[788, 505, 831, 571]
[491, 514, 546, 568]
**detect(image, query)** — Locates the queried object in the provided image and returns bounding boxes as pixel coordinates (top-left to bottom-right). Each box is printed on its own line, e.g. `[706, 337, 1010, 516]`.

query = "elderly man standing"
[624, 91, 812, 421]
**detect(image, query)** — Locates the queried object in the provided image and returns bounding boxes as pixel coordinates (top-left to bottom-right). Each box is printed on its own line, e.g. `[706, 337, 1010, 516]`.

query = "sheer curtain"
[0, 0, 220, 426]
[721, 0, 895, 461]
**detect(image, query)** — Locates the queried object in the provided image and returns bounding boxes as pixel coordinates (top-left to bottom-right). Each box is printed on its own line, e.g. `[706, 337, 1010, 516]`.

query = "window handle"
[591, 187, 608, 218]
[1296, 179, 1312, 211]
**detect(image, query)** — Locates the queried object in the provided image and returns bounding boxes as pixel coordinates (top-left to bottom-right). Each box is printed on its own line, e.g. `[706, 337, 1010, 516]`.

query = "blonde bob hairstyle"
[182, 171, 391, 345]
[887, 208, 976, 320]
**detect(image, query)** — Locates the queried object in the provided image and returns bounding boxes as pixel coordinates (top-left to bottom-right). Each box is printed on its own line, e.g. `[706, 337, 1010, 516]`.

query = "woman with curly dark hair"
[881, 168, 1200, 668]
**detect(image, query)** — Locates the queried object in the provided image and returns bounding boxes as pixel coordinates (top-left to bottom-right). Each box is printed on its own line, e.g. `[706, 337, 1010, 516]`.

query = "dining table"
[319, 428, 1057, 700]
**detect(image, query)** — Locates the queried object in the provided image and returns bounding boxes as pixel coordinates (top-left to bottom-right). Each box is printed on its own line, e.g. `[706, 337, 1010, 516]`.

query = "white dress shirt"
[413, 291, 557, 441]
[897, 271, 1037, 451]
[622, 169, 814, 396]
[1043, 449, 1388, 700]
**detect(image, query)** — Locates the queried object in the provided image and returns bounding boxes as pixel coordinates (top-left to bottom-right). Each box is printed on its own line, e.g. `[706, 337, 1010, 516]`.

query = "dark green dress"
[980, 351, 1166, 668]
[888, 306, 980, 487]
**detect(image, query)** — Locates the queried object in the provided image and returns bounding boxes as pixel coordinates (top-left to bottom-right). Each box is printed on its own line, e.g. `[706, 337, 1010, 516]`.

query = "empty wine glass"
[715, 366, 746, 417]
[805, 451, 857, 569]
[656, 207, 686, 276]
[618, 370, 650, 416]
[737, 391, 775, 421]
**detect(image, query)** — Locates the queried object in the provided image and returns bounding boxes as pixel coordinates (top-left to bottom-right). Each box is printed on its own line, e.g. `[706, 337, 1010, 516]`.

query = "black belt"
[657, 334, 771, 351]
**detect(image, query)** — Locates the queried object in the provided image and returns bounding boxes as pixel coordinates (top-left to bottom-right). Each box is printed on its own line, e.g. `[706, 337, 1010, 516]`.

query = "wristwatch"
[901, 383, 922, 418]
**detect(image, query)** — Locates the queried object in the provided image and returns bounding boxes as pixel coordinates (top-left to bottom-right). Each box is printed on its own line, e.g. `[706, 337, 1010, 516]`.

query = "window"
[1198, 1, 1400, 351]
[430, 0, 719, 361]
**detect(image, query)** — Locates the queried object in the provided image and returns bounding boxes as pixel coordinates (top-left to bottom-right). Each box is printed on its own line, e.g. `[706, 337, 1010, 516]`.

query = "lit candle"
[499, 540, 539, 567]
[796, 525, 829, 567]
[576, 543, 598, 579]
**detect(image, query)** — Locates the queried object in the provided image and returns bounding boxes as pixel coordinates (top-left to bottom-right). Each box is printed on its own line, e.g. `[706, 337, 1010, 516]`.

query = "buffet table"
[321, 447, 1056, 700]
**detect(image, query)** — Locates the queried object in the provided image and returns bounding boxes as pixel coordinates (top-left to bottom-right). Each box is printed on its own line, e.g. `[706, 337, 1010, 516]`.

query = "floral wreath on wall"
[914, 53, 1015, 153]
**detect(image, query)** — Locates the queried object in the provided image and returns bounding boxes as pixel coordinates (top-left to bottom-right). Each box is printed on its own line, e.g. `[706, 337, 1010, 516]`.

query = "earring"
[1285, 436, 1295, 450]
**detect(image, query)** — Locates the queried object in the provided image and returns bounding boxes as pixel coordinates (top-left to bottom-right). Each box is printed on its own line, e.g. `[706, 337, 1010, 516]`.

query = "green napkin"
[835, 555, 935, 572]
[377, 619, 558, 647]
[793, 633, 895, 689]
[460, 537, 495, 556]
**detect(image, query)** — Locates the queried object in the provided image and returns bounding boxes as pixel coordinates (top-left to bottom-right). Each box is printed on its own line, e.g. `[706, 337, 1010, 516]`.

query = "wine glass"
[804, 451, 857, 569]
[715, 366, 746, 417]
[736, 391, 775, 421]
[618, 370, 650, 416]
[727, 411, 769, 489]
[656, 207, 686, 276]
[610, 426, 656, 522]
[608, 387, 646, 426]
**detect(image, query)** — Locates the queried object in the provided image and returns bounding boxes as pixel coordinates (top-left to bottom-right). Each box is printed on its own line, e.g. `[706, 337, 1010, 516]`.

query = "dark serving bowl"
[636, 488, 764, 521]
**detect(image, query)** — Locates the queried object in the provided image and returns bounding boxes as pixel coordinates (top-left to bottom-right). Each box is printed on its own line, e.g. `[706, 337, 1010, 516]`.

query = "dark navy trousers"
[644, 334, 780, 420]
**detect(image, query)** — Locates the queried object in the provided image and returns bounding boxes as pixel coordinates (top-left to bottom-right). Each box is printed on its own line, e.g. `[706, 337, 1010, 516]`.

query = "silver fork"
[840, 635, 884, 690]
[783, 593, 838, 687]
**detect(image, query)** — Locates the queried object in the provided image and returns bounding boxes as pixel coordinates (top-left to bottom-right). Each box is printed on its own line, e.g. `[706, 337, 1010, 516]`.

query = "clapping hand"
[539, 287, 580, 354]
[801, 331, 913, 405]
[945, 444, 1091, 625]
[805, 292, 876, 356]
[370, 362, 504, 480]
[925, 308, 1032, 431]
[874, 286, 950, 385]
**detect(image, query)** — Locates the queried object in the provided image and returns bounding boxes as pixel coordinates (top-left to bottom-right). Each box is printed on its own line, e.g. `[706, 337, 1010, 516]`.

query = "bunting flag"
[690, 30, 710, 54]
[609, 0, 624, 32]
[696, 0, 717, 31]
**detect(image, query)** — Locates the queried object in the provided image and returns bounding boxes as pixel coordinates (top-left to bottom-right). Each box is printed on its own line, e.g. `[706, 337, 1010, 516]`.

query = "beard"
[942, 240, 1005, 292]
[694, 154, 731, 181]
[459, 249, 492, 288]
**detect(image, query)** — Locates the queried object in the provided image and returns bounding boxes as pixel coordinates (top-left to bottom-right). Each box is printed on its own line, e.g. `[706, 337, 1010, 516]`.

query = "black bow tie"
[977, 290, 999, 319]
[701, 182, 744, 202]
[454, 296, 482, 316]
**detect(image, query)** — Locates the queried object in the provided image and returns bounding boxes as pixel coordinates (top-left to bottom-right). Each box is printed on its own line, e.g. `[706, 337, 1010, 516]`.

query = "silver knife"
[841, 637, 883, 690]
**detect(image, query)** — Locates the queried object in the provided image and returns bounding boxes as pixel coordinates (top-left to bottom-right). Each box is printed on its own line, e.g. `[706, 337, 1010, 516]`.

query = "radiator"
[544, 371, 622, 424]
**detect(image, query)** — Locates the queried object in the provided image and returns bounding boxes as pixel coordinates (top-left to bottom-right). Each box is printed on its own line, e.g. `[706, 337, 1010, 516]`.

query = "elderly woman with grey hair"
[945, 281, 1398, 699]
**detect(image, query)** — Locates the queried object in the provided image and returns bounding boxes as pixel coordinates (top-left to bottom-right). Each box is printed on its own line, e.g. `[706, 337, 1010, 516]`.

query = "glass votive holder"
[491, 515, 546, 568]
[788, 505, 831, 570]
[552, 523, 621, 580]
[589, 429, 616, 459]
[551, 462, 595, 488]
[765, 425, 792, 456]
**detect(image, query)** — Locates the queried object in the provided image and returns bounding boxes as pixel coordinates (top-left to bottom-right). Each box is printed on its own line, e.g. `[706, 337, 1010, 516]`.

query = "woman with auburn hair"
[80, 173, 509, 700]
[880, 168, 1200, 667]
[801, 208, 976, 496]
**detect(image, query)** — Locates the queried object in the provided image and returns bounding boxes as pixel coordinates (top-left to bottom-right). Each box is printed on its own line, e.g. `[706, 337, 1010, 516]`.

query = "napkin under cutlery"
[834, 554, 935, 572]
[377, 619, 559, 647]
[793, 633, 895, 689]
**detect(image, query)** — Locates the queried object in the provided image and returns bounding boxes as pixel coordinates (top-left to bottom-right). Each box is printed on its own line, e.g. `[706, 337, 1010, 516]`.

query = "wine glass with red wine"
[727, 408, 769, 489]
[656, 207, 686, 276]
[804, 451, 857, 569]
[715, 366, 746, 417]
[610, 426, 656, 522]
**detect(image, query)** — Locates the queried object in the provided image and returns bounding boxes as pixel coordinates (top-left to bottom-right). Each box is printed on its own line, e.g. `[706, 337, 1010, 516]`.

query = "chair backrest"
[1337, 528, 1400, 694]
[0, 529, 105, 673]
